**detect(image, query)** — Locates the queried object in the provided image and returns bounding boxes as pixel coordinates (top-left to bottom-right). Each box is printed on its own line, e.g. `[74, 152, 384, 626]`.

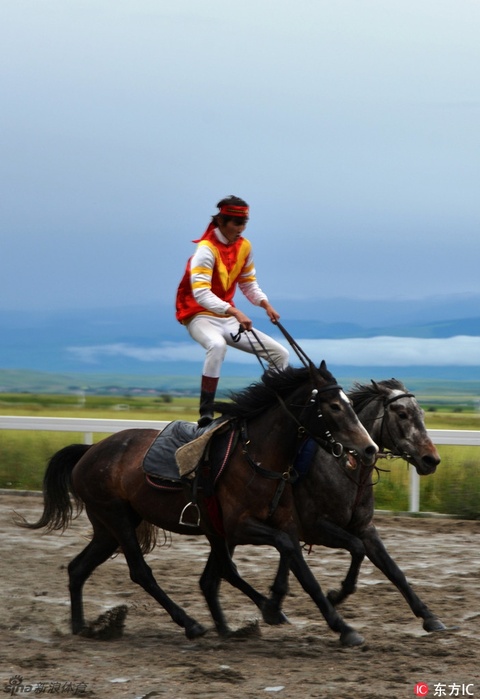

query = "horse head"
[301, 360, 378, 466]
[352, 379, 440, 475]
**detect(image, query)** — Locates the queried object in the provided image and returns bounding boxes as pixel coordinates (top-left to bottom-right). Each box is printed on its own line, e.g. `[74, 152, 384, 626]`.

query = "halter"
[375, 391, 416, 464]
[336, 388, 418, 508]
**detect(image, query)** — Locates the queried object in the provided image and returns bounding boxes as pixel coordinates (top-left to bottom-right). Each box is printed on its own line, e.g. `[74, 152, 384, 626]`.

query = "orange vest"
[175, 228, 253, 323]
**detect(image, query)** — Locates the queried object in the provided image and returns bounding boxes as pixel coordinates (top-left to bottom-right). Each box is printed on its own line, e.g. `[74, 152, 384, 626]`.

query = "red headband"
[219, 204, 249, 217]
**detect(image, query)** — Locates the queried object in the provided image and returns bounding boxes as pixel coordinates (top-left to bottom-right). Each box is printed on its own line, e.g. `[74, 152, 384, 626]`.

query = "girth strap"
[240, 421, 299, 518]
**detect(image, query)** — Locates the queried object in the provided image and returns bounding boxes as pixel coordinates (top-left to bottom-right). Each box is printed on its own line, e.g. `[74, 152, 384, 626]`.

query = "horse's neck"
[245, 406, 301, 459]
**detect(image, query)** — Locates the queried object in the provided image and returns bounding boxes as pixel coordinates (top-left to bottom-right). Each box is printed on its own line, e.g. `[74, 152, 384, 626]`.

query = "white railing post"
[409, 468, 420, 513]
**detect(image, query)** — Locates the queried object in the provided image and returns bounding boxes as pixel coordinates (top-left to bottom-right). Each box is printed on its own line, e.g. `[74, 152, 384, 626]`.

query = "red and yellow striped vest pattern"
[175, 229, 253, 323]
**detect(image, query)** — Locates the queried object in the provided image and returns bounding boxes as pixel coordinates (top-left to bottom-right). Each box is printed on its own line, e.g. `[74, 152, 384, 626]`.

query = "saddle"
[143, 417, 233, 484]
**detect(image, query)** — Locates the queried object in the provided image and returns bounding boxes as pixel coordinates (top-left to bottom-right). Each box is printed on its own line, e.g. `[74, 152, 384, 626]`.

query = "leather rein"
[231, 321, 352, 517]
[233, 320, 348, 456]
[237, 381, 346, 518]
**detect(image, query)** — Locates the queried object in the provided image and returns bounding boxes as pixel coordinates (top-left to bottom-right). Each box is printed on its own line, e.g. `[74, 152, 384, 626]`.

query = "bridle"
[374, 391, 416, 465]
[338, 390, 418, 506]
[232, 320, 348, 458]
[275, 384, 346, 457]
[237, 384, 346, 520]
[231, 321, 358, 517]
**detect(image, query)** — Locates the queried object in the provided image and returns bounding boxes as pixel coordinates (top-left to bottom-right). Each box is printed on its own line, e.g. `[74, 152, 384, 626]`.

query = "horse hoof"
[423, 618, 447, 633]
[340, 628, 364, 647]
[260, 602, 290, 626]
[218, 629, 231, 638]
[185, 622, 207, 640]
[266, 610, 290, 626]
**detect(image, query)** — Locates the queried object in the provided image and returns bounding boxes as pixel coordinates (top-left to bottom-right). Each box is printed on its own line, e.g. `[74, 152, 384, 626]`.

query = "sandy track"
[1, 493, 479, 698]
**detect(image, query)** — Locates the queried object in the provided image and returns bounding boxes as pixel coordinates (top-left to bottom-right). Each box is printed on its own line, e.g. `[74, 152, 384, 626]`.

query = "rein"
[275, 386, 346, 456]
[230, 321, 349, 517]
[239, 421, 299, 518]
[231, 319, 314, 372]
[275, 320, 318, 370]
[231, 321, 346, 457]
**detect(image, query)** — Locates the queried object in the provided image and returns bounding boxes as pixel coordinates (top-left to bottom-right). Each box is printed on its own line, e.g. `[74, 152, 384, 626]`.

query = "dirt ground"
[1, 492, 479, 699]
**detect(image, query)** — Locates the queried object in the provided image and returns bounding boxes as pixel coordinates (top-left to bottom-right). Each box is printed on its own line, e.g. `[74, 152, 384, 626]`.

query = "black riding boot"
[198, 390, 215, 427]
[197, 375, 219, 427]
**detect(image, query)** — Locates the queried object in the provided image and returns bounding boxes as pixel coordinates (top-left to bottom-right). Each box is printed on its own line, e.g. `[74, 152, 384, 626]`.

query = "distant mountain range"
[1, 293, 480, 392]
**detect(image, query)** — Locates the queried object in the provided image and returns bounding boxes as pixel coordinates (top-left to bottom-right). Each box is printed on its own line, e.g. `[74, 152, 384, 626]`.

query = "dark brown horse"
[18, 362, 378, 646]
[263, 378, 446, 633]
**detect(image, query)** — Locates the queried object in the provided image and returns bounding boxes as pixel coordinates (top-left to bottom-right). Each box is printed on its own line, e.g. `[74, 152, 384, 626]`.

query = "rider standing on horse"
[175, 195, 289, 426]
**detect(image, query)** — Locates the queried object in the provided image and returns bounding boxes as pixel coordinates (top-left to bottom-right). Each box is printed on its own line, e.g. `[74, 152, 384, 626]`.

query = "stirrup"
[179, 502, 201, 527]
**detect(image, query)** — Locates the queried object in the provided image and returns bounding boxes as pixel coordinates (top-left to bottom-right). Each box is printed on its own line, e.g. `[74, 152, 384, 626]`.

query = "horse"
[262, 378, 446, 633]
[18, 361, 378, 646]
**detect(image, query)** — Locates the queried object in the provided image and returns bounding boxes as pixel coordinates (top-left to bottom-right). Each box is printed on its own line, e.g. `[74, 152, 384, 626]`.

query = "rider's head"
[214, 195, 249, 227]
[213, 196, 249, 243]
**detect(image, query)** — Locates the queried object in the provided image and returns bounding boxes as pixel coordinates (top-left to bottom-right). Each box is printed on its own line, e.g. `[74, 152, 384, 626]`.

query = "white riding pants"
[186, 314, 289, 379]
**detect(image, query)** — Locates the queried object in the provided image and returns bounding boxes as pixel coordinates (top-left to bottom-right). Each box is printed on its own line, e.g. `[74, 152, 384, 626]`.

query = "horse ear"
[319, 359, 327, 371]
[371, 379, 379, 389]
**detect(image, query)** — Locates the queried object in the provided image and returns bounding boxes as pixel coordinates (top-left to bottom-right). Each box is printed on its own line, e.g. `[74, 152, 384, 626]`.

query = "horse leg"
[263, 521, 366, 618]
[199, 541, 288, 635]
[327, 547, 365, 606]
[97, 504, 207, 639]
[234, 519, 364, 646]
[361, 525, 446, 632]
[309, 521, 367, 606]
[68, 527, 119, 634]
[259, 554, 291, 623]
[199, 549, 229, 636]
[288, 541, 364, 646]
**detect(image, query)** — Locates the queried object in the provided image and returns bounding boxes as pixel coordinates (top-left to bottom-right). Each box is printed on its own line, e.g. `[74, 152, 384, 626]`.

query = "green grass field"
[1, 393, 479, 518]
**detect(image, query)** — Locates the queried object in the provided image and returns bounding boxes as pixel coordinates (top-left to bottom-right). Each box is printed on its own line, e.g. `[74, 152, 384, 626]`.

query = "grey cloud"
[67, 336, 480, 367]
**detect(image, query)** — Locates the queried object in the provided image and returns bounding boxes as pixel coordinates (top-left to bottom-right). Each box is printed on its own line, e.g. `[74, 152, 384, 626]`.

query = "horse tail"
[15, 444, 90, 532]
[136, 520, 160, 556]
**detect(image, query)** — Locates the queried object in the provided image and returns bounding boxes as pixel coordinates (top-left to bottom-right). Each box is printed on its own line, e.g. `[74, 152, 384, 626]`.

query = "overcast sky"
[2, 0, 480, 316]
[67, 335, 480, 368]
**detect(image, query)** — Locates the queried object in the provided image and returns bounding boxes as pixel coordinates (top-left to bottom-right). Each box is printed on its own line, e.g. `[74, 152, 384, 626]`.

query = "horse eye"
[329, 402, 342, 412]
[398, 410, 408, 420]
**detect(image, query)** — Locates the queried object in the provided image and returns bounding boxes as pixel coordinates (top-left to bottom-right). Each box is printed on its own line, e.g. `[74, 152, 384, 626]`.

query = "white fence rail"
[0, 416, 171, 445]
[2, 416, 480, 514]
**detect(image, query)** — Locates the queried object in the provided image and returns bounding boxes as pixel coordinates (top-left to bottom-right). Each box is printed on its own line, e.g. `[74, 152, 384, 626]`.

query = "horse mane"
[214, 363, 335, 420]
[348, 378, 408, 413]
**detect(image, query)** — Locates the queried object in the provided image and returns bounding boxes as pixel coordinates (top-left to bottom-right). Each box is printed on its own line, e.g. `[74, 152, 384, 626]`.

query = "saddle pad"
[293, 437, 317, 479]
[142, 418, 229, 482]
